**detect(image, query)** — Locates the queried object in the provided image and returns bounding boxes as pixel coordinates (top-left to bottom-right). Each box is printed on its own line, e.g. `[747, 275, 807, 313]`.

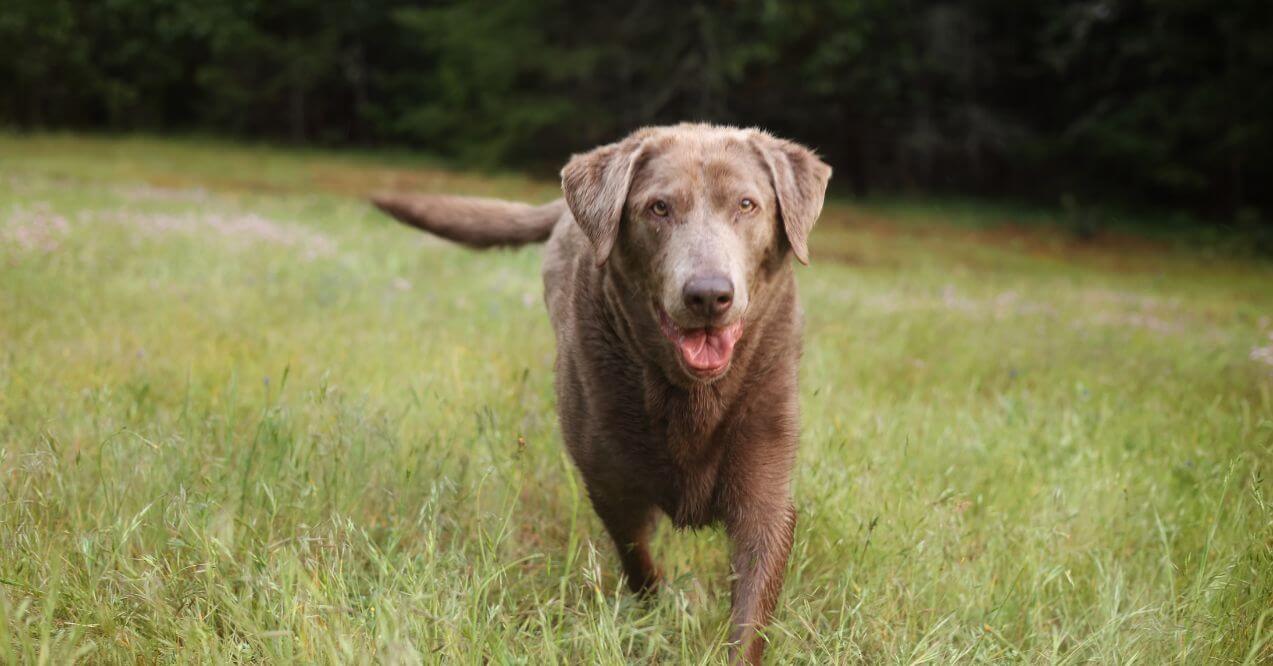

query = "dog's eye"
[739, 198, 756, 213]
[650, 200, 670, 217]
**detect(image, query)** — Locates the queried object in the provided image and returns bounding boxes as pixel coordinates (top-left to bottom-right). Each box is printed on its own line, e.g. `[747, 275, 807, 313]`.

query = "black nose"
[682, 274, 734, 319]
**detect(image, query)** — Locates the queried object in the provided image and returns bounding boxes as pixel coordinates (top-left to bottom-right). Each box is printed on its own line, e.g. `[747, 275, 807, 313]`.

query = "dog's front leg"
[725, 497, 796, 664]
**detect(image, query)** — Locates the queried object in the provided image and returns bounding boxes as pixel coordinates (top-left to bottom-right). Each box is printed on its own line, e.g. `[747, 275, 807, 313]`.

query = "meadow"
[1, 134, 1270, 663]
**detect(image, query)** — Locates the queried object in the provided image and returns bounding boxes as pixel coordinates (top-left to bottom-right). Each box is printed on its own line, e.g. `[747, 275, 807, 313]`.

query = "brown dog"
[372, 124, 831, 663]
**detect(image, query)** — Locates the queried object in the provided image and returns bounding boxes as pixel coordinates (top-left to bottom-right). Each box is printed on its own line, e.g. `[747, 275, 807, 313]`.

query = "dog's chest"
[661, 443, 725, 529]
[651, 393, 734, 529]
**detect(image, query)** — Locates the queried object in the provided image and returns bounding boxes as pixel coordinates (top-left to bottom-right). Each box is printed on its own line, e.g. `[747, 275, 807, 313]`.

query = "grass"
[1, 132, 1271, 663]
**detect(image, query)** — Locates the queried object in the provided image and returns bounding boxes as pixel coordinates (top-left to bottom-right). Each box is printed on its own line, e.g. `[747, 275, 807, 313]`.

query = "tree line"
[3, 0, 1270, 223]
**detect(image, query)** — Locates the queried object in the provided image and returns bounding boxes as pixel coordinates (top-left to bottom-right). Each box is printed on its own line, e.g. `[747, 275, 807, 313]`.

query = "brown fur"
[372, 124, 831, 663]
[371, 193, 565, 248]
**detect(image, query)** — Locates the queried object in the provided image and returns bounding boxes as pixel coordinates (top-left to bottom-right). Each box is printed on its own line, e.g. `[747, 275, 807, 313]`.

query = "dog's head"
[561, 124, 831, 382]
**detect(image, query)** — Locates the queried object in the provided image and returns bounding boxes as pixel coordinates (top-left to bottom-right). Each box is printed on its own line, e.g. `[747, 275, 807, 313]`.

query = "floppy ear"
[753, 133, 832, 265]
[560, 136, 645, 266]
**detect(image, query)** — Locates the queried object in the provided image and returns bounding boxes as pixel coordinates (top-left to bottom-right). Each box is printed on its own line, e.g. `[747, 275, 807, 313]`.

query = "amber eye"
[739, 198, 756, 212]
[650, 200, 670, 217]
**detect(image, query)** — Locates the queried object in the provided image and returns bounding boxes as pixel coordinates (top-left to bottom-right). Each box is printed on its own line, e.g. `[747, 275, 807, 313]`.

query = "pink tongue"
[677, 321, 743, 371]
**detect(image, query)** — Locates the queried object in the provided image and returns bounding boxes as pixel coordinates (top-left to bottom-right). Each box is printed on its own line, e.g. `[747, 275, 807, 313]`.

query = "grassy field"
[1, 133, 1271, 664]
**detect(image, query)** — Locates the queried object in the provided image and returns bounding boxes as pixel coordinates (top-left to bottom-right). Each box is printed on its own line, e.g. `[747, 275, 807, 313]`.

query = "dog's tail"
[370, 193, 565, 249]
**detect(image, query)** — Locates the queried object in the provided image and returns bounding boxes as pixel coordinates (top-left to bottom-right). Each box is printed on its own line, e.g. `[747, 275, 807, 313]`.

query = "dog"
[372, 123, 831, 663]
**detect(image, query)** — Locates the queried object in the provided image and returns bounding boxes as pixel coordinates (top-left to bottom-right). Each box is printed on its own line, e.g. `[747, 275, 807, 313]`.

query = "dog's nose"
[682, 274, 734, 319]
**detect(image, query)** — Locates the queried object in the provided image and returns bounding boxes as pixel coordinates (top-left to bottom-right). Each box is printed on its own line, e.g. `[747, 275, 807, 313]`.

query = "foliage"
[2, 0, 1271, 219]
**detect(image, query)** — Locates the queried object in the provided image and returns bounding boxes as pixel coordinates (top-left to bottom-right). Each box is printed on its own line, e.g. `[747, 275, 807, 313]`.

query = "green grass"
[1, 133, 1271, 664]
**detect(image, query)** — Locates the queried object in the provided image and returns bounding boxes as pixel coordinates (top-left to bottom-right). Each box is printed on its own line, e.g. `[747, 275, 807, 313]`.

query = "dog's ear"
[752, 132, 832, 265]
[560, 136, 645, 266]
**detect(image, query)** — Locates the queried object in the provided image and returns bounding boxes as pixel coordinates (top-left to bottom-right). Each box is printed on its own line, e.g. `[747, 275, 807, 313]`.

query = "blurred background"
[3, 0, 1271, 232]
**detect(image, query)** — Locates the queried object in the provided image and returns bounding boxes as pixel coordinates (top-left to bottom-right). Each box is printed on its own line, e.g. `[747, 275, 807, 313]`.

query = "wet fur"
[372, 124, 830, 663]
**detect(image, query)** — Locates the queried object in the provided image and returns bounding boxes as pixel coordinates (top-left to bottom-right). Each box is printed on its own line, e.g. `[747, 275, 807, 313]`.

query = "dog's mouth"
[657, 307, 744, 378]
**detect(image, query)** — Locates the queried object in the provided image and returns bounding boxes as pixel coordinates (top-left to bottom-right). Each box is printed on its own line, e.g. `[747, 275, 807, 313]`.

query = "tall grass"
[2, 134, 1270, 663]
